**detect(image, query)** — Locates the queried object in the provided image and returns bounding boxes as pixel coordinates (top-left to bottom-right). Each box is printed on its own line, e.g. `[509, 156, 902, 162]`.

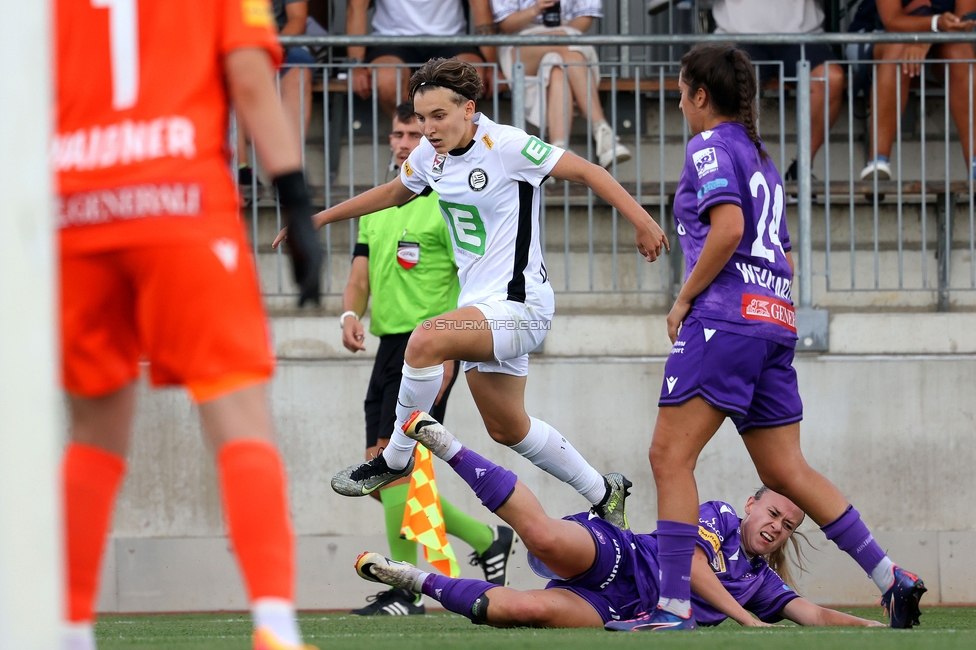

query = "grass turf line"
[95, 608, 976, 649]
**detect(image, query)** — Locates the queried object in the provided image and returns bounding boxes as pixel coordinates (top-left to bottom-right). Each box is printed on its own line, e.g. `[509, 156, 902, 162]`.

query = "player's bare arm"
[667, 202, 743, 342]
[226, 48, 302, 176]
[341, 256, 370, 353]
[781, 598, 884, 627]
[690, 548, 775, 627]
[549, 151, 669, 261]
[272, 178, 416, 248]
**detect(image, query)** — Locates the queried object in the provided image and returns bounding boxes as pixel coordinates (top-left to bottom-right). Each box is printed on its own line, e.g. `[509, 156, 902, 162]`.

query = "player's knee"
[404, 327, 442, 366]
[648, 439, 678, 476]
[485, 421, 523, 446]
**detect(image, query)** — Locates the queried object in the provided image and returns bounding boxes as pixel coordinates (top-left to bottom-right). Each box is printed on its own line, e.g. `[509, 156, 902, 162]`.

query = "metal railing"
[242, 32, 976, 313]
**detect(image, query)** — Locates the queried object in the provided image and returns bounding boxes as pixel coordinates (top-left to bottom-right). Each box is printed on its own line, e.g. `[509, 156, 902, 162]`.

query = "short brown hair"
[409, 58, 483, 106]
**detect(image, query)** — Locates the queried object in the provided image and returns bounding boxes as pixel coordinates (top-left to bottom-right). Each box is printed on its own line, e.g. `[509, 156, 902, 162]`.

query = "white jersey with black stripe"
[399, 113, 561, 309]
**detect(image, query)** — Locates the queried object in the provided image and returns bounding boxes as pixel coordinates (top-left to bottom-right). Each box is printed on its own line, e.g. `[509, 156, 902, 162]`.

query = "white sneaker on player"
[401, 410, 456, 458]
[355, 551, 425, 592]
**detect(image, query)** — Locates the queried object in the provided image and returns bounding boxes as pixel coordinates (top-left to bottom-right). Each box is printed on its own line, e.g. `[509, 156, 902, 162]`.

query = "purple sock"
[422, 573, 494, 623]
[656, 520, 699, 603]
[448, 447, 517, 512]
[821, 504, 887, 576]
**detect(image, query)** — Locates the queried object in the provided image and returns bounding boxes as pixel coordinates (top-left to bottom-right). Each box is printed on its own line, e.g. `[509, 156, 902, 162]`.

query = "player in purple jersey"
[640, 43, 925, 632]
[352, 412, 883, 629]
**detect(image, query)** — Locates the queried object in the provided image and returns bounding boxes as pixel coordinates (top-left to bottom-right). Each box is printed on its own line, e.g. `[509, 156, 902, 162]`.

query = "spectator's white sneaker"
[595, 122, 631, 168]
[859, 158, 892, 181]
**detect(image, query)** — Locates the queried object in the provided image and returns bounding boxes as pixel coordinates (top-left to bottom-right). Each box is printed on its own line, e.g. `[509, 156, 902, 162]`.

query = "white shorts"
[461, 297, 554, 377]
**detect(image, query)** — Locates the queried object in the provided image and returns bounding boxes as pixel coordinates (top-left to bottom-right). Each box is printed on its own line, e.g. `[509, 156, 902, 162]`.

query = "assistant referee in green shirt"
[340, 102, 516, 617]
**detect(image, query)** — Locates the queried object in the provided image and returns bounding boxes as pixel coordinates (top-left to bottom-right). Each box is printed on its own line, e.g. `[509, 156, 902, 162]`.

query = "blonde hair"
[752, 486, 810, 591]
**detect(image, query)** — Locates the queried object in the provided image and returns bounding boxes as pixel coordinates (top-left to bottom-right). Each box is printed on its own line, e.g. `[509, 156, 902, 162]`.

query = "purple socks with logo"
[422, 573, 494, 623]
[656, 520, 700, 603]
[821, 504, 887, 576]
[448, 447, 517, 513]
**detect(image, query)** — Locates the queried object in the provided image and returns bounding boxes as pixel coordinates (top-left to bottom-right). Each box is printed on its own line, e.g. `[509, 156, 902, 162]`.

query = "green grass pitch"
[95, 608, 976, 649]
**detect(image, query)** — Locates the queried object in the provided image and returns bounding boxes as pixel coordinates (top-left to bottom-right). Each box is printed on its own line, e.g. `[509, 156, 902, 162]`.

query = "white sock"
[870, 556, 896, 593]
[657, 597, 692, 618]
[509, 417, 606, 505]
[382, 363, 444, 470]
[252, 598, 302, 646]
[441, 439, 463, 462]
[412, 570, 431, 593]
[62, 622, 96, 650]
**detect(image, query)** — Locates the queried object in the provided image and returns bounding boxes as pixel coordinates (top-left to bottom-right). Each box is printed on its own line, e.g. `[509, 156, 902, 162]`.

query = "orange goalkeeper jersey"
[55, 0, 282, 253]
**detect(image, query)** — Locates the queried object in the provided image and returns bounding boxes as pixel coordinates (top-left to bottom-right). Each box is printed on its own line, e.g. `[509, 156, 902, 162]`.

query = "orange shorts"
[60, 229, 275, 403]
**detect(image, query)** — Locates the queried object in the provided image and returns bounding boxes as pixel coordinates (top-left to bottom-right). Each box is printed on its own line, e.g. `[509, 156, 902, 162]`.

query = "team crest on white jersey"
[468, 168, 488, 191]
[431, 153, 447, 176]
[693, 147, 719, 178]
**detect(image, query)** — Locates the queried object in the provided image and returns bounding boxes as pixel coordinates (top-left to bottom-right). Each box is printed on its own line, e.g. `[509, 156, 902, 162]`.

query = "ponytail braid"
[730, 50, 767, 161]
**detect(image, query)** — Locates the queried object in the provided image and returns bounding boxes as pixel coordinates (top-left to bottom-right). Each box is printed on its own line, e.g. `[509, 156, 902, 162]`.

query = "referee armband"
[353, 243, 369, 259]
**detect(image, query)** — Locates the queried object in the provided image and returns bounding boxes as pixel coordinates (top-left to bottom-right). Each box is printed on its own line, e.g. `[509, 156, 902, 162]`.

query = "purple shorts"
[532, 514, 647, 624]
[658, 318, 803, 433]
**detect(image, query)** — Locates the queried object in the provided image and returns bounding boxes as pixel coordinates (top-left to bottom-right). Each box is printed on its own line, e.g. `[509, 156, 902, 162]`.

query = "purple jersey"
[537, 503, 799, 625]
[690, 501, 800, 625]
[673, 122, 797, 346]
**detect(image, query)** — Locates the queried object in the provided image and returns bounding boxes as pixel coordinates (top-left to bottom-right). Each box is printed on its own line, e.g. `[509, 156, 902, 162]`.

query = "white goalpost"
[0, 2, 63, 649]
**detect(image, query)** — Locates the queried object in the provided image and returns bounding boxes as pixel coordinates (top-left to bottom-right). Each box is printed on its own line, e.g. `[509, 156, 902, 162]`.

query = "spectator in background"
[493, 0, 631, 168]
[239, 0, 315, 187]
[712, 0, 845, 181]
[346, 0, 497, 117]
[342, 102, 517, 616]
[848, 0, 976, 180]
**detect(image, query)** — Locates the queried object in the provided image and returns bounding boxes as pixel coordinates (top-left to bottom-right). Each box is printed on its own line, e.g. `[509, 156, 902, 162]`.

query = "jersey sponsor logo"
[742, 294, 796, 332]
[58, 182, 202, 228]
[698, 526, 722, 552]
[598, 538, 622, 590]
[670, 340, 685, 354]
[242, 0, 275, 27]
[439, 200, 487, 256]
[692, 147, 719, 178]
[697, 177, 729, 199]
[54, 116, 197, 172]
[402, 160, 414, 177]
[521, 136, 552, 166]
[481, 133, 494, 150]
[431, 153, 447, 176]
[710, 550, 727, 574]
[666, 376, 678, 394]
[397, 240, 420, 269]
[468, 168, 488, 191]
[735, 263, 792, 301]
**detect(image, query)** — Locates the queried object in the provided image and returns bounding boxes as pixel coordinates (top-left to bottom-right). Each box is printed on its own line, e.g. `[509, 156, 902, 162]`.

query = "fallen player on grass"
[353, 411, 885, 630]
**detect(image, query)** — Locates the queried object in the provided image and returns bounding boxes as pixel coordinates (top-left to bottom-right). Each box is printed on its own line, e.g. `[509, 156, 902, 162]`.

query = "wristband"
[340, 310, 359, 329]
[932, 14, 939, 32]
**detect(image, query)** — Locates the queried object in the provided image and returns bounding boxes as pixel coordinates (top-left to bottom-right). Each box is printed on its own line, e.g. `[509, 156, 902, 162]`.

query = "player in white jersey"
[274, 58, 668, 527]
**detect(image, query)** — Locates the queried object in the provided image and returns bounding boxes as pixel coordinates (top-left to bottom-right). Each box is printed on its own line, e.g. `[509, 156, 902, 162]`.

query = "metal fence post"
[797, 58, 813, 310]
[512, 60, 526, 132]
[795, 58, 829, 351]
[937, 192, 955, 312]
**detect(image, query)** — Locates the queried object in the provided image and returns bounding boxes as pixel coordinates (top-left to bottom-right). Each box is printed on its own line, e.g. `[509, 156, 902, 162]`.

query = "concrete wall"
[94, 313, 976, 612]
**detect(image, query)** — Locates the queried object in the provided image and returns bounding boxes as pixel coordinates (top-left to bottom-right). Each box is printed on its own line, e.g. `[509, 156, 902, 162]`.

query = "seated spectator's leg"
[280, 67, 313, 155]
[810, 62, 846, 162]
[557, 48, 606, 124]
[373, 55, 411, 117]
[935, 42, 976, 166]
[868, 43, 913, 161]
[546, 66, 570, 147]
